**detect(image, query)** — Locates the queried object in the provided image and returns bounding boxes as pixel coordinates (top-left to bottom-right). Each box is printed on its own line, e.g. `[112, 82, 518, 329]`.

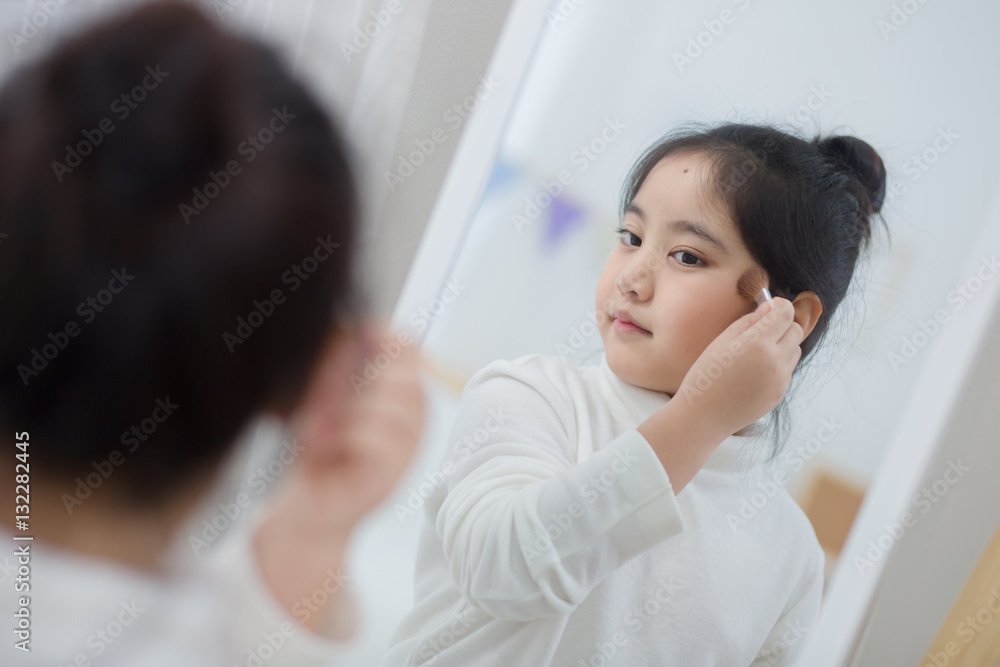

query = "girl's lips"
[613, 318, 650, 334]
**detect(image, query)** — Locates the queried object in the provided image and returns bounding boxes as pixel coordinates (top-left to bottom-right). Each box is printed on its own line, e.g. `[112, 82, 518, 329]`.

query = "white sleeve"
[434, 359, 685, 622]
[199, 505, 363, 667]
[751, 549, 825, 666]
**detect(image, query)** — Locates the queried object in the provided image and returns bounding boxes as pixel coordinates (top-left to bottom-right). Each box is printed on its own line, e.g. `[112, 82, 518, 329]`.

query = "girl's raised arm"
[432, 357, 685, 621]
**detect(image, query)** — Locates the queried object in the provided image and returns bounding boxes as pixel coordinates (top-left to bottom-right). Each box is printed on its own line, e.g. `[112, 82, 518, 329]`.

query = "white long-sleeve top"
[382, 352, 825, 667]
[0, 504, 359, 667]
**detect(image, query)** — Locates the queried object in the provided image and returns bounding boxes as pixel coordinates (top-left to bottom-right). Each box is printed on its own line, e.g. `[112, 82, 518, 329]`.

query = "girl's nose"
[616, 259, 655, 300]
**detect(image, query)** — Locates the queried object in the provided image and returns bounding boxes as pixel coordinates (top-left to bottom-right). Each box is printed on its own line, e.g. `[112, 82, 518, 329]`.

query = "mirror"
[379, 1, 1000, 665]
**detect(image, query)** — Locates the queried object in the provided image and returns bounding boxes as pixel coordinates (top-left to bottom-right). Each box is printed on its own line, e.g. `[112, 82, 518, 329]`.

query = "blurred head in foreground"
[0, 0, 361, 534]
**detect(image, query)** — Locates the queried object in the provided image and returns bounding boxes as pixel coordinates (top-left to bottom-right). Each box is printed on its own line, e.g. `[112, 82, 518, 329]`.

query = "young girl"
[382, 124, 886, 666]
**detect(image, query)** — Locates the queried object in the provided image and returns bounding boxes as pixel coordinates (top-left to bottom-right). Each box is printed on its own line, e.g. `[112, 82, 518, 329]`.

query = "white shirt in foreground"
[0, 505, 359, 667]
[382, 351, 825, 666]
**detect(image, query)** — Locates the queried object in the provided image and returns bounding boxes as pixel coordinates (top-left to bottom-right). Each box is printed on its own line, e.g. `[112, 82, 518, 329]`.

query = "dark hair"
[0, 1, 363, 504]
[620, 122, 887, 458]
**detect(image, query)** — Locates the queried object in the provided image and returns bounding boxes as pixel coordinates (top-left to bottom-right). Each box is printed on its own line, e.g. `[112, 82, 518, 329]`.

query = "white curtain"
[0, 0, 434, 271]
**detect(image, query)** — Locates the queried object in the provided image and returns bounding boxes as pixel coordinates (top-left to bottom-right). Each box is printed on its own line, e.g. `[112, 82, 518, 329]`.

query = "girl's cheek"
[668, 288, 740, 347]
[658, 303, 718, 358]
[671, 289, 722, 326]
[697, 276, 750, 322]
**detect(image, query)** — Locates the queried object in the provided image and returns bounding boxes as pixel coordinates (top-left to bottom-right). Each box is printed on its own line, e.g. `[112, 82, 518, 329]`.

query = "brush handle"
[756, 287, 774, 308]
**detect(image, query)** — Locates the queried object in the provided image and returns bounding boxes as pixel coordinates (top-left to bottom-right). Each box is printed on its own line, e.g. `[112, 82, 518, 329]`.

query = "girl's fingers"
[750, 297, 795, 344]
[343, 394, 423, 449]
[786, 342, 803, 368]
[730, 297, 775, 338]
[776, 320, 804, 349]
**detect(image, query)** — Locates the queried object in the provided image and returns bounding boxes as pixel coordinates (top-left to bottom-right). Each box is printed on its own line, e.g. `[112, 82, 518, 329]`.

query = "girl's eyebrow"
[625, 202, 731, 255]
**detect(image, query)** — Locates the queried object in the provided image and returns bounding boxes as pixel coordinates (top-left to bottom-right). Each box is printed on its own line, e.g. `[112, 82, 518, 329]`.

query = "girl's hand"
[284, 321, 427, 535]
[675, 297, 803, 438]
[254, 321, 426, 634]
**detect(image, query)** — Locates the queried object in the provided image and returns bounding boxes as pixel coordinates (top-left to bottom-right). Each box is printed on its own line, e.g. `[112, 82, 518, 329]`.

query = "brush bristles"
[737, 268, 771, 304]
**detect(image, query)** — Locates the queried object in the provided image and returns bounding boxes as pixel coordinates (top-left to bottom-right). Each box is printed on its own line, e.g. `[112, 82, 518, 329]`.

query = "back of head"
[0, 1, 360, 505]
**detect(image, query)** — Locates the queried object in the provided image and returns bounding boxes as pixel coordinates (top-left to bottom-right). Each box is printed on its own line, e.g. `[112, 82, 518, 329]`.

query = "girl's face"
[595, 151, 762, 396]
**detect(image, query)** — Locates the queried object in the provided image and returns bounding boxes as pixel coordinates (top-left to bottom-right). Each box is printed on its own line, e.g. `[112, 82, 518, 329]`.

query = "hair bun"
[818, 135, 886, 215]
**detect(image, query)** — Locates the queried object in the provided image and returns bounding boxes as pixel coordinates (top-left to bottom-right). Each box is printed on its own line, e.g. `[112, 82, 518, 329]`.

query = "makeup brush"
[737, 267, 774, 311]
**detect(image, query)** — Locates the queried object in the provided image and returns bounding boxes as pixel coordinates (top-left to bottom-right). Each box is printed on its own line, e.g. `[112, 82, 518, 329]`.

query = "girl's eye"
[615, 227, 640, 247]
[670, 250, 704, 267]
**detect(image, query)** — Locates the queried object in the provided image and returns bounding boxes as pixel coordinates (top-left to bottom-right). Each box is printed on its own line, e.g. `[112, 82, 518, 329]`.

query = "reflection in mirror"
[381, 1, 1000, 665]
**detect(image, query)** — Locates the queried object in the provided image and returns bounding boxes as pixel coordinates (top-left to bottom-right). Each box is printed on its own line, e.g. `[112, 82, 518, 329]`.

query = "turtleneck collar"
[593, 351, 769, 475]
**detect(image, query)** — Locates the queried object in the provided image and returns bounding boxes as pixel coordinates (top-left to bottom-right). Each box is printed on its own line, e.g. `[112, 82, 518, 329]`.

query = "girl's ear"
[791, 291, 823, 339]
